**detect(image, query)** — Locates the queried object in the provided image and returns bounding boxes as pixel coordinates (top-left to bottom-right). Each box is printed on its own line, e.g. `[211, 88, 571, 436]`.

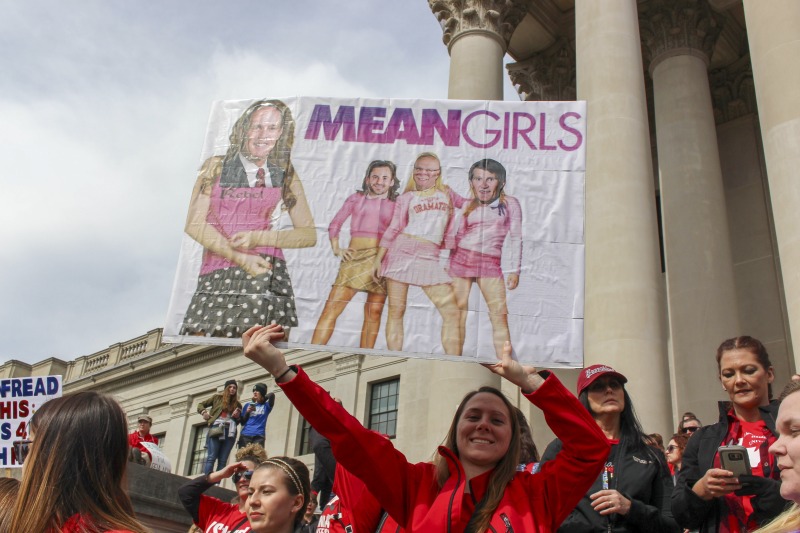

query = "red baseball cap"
[577, 364, 628, 394]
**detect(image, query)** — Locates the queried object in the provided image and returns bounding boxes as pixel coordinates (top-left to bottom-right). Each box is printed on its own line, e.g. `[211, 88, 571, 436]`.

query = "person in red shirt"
[128, 414, 159, 466]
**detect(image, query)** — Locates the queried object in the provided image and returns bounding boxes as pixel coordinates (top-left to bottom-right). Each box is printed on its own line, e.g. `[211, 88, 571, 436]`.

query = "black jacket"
[671, 401, 786, 532]
[541, 438, 679, 532]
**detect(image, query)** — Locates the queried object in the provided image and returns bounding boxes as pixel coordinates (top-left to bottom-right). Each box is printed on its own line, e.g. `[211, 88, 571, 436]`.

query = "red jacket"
[279, 367, 609, 532]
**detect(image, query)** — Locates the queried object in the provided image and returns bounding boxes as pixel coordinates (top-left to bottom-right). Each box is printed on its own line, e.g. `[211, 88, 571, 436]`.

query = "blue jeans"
[203, 433, 235, 475]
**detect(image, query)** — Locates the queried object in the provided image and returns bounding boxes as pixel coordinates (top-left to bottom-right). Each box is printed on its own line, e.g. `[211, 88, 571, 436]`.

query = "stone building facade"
[1, 4, 798, 528]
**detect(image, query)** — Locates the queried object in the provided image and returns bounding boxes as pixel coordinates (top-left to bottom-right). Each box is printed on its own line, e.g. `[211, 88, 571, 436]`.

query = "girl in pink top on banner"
[311, 160, 399, 349]
[450, 159, 522, 357]
[372, 152, 464, 355]
[179, 99, 316, 339]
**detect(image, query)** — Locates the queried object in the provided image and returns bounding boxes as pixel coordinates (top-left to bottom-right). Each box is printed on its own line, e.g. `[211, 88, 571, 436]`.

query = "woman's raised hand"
[242, 325, 290, 377]
[483, 341, 545, 394]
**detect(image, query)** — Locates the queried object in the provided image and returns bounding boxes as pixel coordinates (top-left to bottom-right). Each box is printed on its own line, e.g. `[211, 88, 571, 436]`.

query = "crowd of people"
[6, 332, 800, 532]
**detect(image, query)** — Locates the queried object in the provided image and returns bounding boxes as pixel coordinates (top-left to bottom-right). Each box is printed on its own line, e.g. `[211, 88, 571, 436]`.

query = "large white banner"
[164, 97, 585, 368]
[0, 376, 62, 467]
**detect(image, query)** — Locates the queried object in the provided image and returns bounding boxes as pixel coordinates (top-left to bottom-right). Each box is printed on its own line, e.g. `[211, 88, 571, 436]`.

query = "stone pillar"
[743, 0, 800, 365]
[575, 1, 671, 433]
[506, 38, 576, 102]
[641, 0, 740, 418]
[426, 0, 527, 444]
[430, 0, 528, 100]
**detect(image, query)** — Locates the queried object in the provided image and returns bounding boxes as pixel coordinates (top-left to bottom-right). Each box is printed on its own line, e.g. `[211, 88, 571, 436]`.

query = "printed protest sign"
[165, 97, 585, 367]
[0, 376, 62, 467]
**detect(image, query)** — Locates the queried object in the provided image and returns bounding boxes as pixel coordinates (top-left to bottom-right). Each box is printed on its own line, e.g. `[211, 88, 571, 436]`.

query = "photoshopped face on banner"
[0, 376, 63, 467]
[164, 97, 586, 368]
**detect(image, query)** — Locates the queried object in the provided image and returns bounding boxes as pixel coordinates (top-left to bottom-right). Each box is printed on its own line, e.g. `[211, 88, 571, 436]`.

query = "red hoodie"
[279, 367, 609, 532]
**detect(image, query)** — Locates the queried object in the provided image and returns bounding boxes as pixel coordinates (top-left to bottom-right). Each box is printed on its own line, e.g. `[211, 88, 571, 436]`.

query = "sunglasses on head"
[587, 379, 623, 393]
[12, 439, 33, 465]
[232, 470, 253, 484]
[681, 426, 700, 434]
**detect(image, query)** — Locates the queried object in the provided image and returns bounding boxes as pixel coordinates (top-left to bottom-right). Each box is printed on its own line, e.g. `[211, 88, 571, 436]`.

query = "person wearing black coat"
[541, 364, 679, 533]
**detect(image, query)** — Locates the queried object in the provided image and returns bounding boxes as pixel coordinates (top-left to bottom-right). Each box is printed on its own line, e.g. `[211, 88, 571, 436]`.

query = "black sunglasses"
[12, 439, 33, 465]
[587, 379, 623, 393]
[681, 426, 700, 434]
[666, 445, 680, 452]
[232, 470, 253, 484]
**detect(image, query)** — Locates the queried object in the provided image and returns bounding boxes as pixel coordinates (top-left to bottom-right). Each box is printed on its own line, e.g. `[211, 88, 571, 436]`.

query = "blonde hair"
[754, 503, 800, 533]
[403, 152, 448, 194]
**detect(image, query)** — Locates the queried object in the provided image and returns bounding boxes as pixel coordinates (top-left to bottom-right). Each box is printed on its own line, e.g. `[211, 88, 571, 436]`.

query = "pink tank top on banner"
[200, 180, 286, 275]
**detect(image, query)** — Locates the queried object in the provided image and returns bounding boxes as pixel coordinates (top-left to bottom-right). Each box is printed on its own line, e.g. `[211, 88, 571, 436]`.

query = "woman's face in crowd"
[770, 391, 800, 503]
[367, 166, 393, 196]
[718, 348, 773, 410]
[227, 384, 238, 396]
[236, 460, 257, 500]
[665, 439, 683, 466]
[412, 156, 440, 191]
[470, 168, 500, 203]
[247, 467, 303, 533]
[456, 392, 512, 474]
[587, 378, 625, 417]
[244, 106, 283, 165]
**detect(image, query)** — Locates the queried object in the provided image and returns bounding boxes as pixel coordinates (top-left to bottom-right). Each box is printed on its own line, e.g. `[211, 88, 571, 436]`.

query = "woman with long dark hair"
[672, 336, 785, 532]
[312, 160, 400, 348]
[541, 364, 679, 532]
[240, 323, 609, 532]
[179, 98, 315, 339]
[450, 158, 522, 357]
[197, 379, 243, 475]
[9, 391, 148, 532]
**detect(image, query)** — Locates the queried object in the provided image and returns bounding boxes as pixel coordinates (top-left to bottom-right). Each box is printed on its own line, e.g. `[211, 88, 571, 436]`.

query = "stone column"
[575, 1, 671, 433]
[743, 0, 800, 365]
[430, 0, 528, 100]
[425, 0, 527, 444]
[641, 0, 740, 418]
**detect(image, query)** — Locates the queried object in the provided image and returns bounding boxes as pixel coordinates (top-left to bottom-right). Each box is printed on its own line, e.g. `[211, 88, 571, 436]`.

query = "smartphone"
[718, 445, 752, 477]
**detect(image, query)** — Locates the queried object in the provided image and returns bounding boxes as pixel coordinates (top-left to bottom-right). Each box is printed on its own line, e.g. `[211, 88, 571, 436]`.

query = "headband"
[263, 458, 303, 497]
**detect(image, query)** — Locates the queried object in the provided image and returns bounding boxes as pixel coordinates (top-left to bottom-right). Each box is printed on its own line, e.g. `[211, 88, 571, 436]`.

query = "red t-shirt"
[128, 431, 159, 459]
[196, 494, 250, 533]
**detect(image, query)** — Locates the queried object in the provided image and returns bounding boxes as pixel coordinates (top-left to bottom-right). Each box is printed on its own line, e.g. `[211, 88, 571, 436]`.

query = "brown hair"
[669, 433, 689, 451]
[254, 457, 311, 528]
[0, 477, 19, 532]
[515, 407, 539, 463]
[236, 442, 268, 463]
[434, 387, 520, 533]
[225, 99, 298, 210]
[716, 336, 774, 400]
[9, 392, 148, 533]
[463, 159, 508, 218]
[360, 160, 400, 201]
[221, 386, 240, 414]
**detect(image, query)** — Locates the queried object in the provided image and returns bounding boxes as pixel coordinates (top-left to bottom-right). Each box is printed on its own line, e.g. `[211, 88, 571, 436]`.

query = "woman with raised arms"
[373, 152, 462, 355]
[311, 160, 399, 348]
[241, 323, 610, 532]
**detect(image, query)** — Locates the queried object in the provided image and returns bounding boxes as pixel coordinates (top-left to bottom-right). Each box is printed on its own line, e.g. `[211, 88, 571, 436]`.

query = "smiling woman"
[672, 336, 785, 533]
[240, 323, 610, 532]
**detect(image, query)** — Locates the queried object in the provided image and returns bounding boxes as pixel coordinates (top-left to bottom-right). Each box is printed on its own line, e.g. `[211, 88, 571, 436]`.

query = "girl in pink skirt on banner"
[450, 159, 522, 357]
[373, 152, 464, 355]
[311, 160, 399, 349]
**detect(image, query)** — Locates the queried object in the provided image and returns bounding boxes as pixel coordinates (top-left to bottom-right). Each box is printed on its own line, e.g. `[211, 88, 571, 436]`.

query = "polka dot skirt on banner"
[179, 254, 298, 338]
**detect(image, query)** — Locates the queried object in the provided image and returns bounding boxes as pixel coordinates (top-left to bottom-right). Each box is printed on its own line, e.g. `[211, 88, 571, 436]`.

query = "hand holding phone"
[718, 445, 752, 478]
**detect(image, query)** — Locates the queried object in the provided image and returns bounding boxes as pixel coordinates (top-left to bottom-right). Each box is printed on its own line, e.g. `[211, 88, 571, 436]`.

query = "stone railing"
[76, 329, 164, 377]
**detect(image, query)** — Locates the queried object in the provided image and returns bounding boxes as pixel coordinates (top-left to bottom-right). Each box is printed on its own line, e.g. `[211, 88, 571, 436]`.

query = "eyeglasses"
[666, 445, 680, 452]
[681, 426, 700, 434]
[12, 439, 33, 465]
[232, 470, 253, 484]
[587, 379, 623, 393]
[414, 167, 440, 174]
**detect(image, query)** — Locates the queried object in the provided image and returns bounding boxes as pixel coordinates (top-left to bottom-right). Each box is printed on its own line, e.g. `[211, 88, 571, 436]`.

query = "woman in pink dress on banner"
[372, 152, 463, 355]
[179, 99, 316, 339]
[312, 160, 399, 349]
[450, 159, 522, 357]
